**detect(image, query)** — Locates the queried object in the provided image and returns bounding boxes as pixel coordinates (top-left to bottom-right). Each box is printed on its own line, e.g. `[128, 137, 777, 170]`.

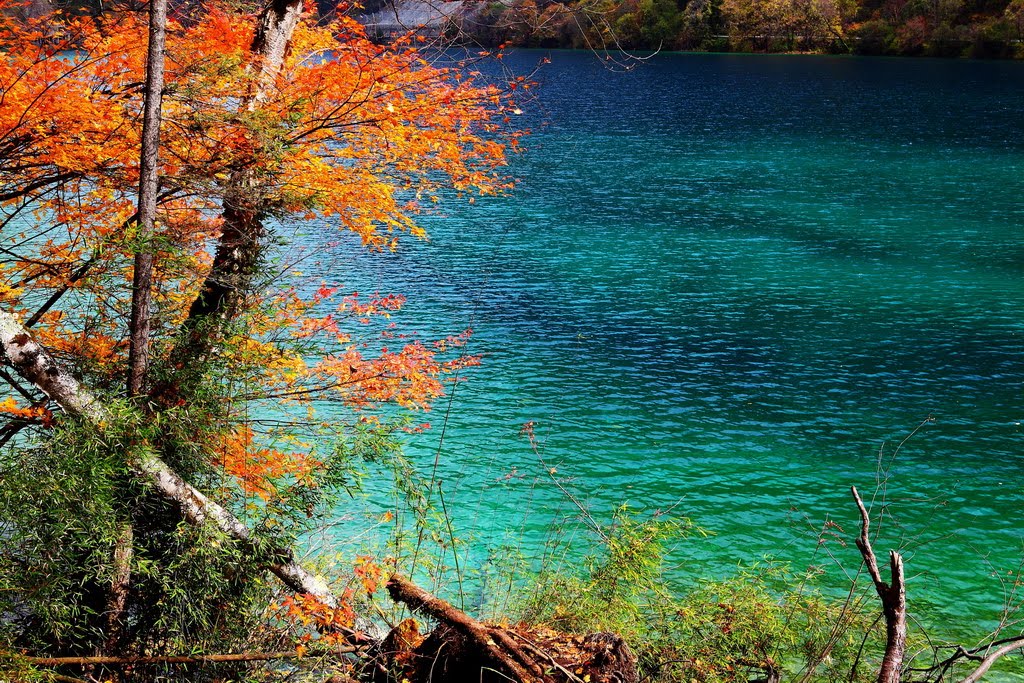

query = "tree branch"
[954, 636, 1024, 683]
[0, 365, 39, 401]
[23, 256, 97, 329]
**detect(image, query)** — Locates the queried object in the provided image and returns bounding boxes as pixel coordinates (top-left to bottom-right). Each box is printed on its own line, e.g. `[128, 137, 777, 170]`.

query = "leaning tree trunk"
[157, 0, 304, 398]
[0, 311, 340, 609]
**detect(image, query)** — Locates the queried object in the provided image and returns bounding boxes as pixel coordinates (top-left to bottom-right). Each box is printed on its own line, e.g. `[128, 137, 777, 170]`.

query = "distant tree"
[720, 0, 793, 50]
[1006, 0, 1024, 31]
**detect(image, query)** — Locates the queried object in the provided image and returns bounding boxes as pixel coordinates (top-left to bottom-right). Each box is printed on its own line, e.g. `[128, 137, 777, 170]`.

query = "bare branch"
[851, 486, 906, 683]
[854, 484, 885, 590]
[928, 635, 1024, 683]
[0, 366, 39, 402]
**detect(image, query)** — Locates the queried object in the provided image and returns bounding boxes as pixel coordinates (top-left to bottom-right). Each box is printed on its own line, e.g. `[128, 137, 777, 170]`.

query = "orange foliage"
[0, 0, 510, 498]
[0, 397, 53, 426]
[354, 555, 384, 595]
[0, 7, 510, 643]
[278, 591, 357, 642]
[214, 425, 320, 501]
[0, 0, 512, 366]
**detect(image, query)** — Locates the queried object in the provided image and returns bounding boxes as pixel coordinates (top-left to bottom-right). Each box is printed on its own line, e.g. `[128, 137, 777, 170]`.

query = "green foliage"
[0, 381, 415, 672]
[497, 506, 888, 682]
[0, 409, 265, 658]
[513, 505, 689, 633]
[0, 415, 131, 651]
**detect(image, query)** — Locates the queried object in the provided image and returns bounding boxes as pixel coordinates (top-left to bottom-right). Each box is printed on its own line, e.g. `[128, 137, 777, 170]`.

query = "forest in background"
[449, 0, 1024, 56]
[18, 0, 1024, 55]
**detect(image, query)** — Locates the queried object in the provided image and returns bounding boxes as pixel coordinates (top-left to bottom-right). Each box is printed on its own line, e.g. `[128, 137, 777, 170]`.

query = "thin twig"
[16, 647, 358, 666]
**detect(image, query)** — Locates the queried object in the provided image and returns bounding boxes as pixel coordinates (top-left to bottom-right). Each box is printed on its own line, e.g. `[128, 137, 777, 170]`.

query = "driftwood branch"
[387, 573, 543, 681]
[911, 634, 1024, 683]
[852, 486, 906, 683]
[383, 574, 639, 683]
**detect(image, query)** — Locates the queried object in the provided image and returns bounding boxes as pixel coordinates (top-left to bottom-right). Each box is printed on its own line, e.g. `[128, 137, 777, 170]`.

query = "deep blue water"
[307, 52, 1024, 639]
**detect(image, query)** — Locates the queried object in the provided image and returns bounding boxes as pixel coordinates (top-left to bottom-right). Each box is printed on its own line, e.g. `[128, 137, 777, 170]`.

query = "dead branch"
[384, 574, 638, 683]
[952, 636, 1024, 683]
[913, 634, 1024, 679]
[852, 485, 906, 683]
[387, 573, 543, 681]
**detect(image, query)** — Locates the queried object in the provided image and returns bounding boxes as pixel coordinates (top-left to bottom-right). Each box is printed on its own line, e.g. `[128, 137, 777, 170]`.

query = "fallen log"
[384, 573, 639, 683]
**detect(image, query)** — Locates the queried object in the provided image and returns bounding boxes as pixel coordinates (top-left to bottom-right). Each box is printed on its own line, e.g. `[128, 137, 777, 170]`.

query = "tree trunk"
[155, 0, 304, 398]
[126, 0, 169, 397]
[116, 0, 168, 651]
[102, 522, 133, 653]
[248, 0, 304, 106]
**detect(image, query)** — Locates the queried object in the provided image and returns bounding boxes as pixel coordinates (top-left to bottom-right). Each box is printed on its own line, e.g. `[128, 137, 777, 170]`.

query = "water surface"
[309, 52, 1024, 638]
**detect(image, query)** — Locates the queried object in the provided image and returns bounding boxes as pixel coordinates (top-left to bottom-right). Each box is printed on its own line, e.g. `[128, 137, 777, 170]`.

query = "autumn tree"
[719, 0, 852, 50]
[0, 0, 514, 676]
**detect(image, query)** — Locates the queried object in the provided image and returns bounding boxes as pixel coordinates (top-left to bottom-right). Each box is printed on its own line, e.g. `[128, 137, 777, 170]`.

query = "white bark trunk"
[248, 0, 304, 106]
[0, 312, 106, 422]
[0, 310, 337, 607]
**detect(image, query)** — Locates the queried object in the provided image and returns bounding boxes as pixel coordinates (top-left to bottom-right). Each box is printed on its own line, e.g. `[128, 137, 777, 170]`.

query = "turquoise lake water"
[305, 52, 1024, 638]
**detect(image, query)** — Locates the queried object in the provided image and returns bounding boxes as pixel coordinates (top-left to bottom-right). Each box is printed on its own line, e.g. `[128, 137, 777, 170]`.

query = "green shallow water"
[303, 52, 1024, 640]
